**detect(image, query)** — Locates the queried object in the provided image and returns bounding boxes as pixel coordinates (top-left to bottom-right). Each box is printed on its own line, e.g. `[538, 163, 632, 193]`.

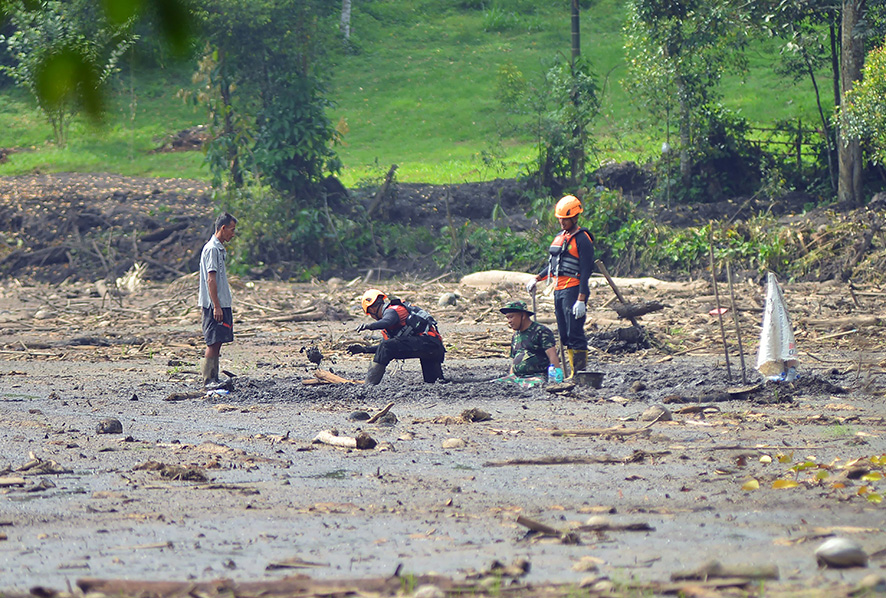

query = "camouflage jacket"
[510, 321, 556, 377]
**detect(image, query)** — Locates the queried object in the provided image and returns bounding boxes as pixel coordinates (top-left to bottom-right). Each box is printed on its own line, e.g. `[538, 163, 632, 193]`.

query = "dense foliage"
[2, 0, 886, 280]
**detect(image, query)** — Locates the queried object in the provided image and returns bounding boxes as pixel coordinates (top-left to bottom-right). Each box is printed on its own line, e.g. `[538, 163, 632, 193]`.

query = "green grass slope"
[0, 0, 831, 187]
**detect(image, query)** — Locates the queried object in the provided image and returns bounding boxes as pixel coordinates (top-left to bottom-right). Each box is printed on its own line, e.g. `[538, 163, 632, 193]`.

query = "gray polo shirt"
[198, 235, 232, 308]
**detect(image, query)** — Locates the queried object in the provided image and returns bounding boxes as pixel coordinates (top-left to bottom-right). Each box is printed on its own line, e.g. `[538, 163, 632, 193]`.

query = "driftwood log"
[312, 429, 377, 450]
[671, 559, 780, 581]
[613, 300, 665, 320]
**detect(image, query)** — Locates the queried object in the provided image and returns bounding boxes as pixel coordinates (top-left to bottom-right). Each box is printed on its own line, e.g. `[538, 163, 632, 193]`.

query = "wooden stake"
[726, 261, 747, 384]
[594, 259, 640, 328]
[708, 223, 732, 381]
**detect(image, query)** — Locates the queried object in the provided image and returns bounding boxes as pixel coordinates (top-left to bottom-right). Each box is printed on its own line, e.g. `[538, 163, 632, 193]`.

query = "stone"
[96, 418, 123, 434]
[815, 537, 868, 568]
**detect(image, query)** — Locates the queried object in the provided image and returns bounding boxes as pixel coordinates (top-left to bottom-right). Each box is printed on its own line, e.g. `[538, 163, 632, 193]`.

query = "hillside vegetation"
[0, 0, 829, 187]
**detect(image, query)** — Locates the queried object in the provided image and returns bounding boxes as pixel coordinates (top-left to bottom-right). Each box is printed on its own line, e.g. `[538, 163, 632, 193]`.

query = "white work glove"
[572, 300, 586, 319]
[525, 278, 537, 294]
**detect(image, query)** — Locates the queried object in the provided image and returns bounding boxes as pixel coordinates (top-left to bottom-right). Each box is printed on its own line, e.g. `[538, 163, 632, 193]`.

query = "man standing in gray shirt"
[198, 212, 237, 389]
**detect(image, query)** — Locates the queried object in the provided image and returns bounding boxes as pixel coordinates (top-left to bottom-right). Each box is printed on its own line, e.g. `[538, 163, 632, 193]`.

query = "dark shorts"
[203, 307, 234, 346]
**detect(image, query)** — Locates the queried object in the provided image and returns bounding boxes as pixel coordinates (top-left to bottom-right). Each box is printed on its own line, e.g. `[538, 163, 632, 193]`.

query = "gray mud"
[1, 278, 885, 596]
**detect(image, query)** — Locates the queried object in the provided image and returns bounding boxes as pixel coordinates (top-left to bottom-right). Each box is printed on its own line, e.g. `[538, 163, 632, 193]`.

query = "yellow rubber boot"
[565, 349, 575, 379]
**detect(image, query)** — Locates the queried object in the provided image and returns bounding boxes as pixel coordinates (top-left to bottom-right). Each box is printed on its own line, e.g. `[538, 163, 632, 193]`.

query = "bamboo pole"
[708, 223, 732, 381]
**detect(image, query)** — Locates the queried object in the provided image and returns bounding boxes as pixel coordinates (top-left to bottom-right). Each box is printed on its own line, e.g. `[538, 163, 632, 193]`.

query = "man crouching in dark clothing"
[347, 289, 445, 385]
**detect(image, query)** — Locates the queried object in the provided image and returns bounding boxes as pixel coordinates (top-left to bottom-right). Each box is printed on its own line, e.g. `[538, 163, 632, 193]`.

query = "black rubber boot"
[365, 361, 387, 385]
[572, 349, 588, 374]
[202, 356, 220, 388]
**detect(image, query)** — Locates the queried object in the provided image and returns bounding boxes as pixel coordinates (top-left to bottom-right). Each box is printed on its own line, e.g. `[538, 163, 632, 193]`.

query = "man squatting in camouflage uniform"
[501, 300, 562, 380]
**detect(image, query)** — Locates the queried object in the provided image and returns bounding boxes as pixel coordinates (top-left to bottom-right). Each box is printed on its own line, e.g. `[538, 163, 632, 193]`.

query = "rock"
[640, 405, 672, 422]
[348, 411, 371, 421]
[815, 537, 868, 568]
[33, 309, 55, 320]
[585, 515, 611, 527]
[461, 408, 491, 422]
[851, 573, 886, 595]
[412, 585, 445, 598]
[442, 438, 466, 449]
[376, 412, 398, 425]
[355, 432, 377, 450]
[437, 292, 458, 307]
[96, 418, 123, 434]
[608, 395, 630, 405]
[631, 380, 646, 392]
[572, 556, 603, 572]
[578, 575, 606, 588]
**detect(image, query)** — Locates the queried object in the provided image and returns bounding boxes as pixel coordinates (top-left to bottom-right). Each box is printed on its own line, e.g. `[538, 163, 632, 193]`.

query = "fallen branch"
[515, 515, 580, 544]
[577, 522, 655, 532]
[313, 369, 363, 385]
[515, 515, 561, 535]
[613, 301, 665, 319]
[267, 310, 327, 323]
[485, 450, 667, 467]
[485, 455, 626, 467]
[671, 559, 779, 581]
[367, 402, 394, 424]
[546, 426, 651, 437]
[804, 316, 882, 329]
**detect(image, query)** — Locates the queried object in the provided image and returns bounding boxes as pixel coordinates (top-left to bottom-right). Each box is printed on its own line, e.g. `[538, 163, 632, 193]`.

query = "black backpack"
[389, 298, 438, 337]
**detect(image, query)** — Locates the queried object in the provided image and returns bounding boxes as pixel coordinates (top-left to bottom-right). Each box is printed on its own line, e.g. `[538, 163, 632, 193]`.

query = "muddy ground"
[2, 265, 886, 598]
[1, 172, 886, 597]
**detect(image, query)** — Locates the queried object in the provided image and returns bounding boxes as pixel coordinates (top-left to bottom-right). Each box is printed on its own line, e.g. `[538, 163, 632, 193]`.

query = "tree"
[624, 0, 750, 188]
[0, 0, 136, 146]
[762, 0, 840, 192]
[839, 38, 886, 165]
[0, 0, 192, 123]
[340, 0, 351, 41]
[191, 0, 340, 197]
[839, 0, 867, 206]
[570, 0, 584, 183]
[189, 0, 344, 267]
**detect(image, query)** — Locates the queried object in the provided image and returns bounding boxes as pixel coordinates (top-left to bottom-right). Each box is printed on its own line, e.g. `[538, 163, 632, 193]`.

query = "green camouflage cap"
[500, 300, 534, 316]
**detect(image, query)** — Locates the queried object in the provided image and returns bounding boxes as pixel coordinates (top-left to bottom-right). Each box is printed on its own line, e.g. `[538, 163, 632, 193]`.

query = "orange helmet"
[555, 195, 583, 219]
[361, 289, 386, 315]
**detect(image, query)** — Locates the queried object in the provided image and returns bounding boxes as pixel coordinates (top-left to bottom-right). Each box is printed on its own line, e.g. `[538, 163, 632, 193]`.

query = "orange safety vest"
[547, 228, 593, 291]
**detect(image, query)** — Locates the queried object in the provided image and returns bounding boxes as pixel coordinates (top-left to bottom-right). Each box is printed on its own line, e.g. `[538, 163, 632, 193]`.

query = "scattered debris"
[300, 345, 323, 366]
[133, 461, 209, 482]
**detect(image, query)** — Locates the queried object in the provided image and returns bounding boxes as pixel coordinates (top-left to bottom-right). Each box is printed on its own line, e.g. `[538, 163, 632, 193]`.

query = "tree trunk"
[571, 0, 580, 63]
[569, 0, 584, 185]
[340, 0, 351, 41]
[838, 0, 866, 207]
[676, 76, 691, 186]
